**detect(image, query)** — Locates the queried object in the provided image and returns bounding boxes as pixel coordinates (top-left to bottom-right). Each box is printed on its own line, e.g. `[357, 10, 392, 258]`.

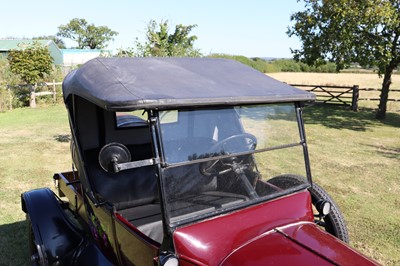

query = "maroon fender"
[173, 190, 378, 265]
[220, 222, 379, 265]
[221, 228, 331, 266]
[173, 190, 314, 265]
[275, 222, 379, 265]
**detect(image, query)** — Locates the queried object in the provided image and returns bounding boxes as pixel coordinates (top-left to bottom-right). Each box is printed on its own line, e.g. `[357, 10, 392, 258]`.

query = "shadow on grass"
[303, 104, 400, 131]
[0, 220, 30, 265]
[54, 134, 71, 143]
[364, 144, 400, 159]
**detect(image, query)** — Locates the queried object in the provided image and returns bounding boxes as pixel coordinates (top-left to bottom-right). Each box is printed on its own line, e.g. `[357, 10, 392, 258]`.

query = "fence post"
[8, 86, 12, 111]
[52, 79, 56, 102]
[351, 85, 359, 111]
[30, 84, 37, 108]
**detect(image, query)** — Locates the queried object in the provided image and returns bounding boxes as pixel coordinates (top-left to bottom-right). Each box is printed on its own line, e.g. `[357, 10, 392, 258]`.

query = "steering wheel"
[199, 133, 257, 177]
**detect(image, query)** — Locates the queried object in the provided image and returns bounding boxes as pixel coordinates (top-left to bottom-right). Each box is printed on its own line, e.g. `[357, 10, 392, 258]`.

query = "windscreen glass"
[159, 104, 309, 227]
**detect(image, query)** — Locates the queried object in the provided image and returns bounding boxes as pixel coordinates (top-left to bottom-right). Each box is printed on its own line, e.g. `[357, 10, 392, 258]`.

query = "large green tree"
[7, 42, 53, 107]
[288, 0, 400, 119]
[57, 18, 118, 49]
[122, 20, 201, 57]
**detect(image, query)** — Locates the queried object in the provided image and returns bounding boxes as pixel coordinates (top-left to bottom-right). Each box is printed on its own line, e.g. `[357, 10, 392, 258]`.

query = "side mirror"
[98, 143, 131, 173]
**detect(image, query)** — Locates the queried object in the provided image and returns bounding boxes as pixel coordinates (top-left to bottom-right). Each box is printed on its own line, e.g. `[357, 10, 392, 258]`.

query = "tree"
[7, 42, 53, 107]
[287, 0, 400, 119]
[57, 18, 118, 49]
[33, 35, 66, 49]
[129, 20, 201, 57]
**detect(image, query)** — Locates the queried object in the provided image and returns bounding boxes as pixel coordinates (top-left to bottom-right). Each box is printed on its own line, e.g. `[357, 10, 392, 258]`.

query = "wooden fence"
[2, 81, 400, 112]
[35, 80, 62, 102]
[290, 84, 400, 111]
[357, 87, 400, 102]
[4, 80, 62, 109]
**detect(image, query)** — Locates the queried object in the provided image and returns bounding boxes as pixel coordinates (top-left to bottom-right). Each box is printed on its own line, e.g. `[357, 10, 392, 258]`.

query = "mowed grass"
[303, 105, 400, 265]
[0, 105, 71, 265]
[0, 89, 399, 264]
[270, 72, 400, 264]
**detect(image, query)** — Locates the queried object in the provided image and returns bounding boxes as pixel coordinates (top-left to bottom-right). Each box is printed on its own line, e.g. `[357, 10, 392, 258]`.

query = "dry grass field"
[268, 72, 400, 88]
[268, 72, 400, 111]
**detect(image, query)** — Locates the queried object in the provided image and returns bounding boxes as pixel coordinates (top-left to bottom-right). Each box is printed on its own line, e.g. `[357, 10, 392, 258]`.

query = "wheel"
[310, 180, 350, 243]
[199, 133, 257, 177]
[27, 215, 46, 266]
[267, 174, 350, 243]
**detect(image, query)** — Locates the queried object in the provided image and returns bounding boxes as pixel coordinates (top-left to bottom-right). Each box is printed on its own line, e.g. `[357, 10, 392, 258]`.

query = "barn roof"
[0, 39, 63, 65]
[0, 39, 52, 51]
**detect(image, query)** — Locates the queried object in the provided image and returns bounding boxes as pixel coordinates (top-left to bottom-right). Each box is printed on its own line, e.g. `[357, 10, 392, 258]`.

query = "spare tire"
[268, 174, 350, 243]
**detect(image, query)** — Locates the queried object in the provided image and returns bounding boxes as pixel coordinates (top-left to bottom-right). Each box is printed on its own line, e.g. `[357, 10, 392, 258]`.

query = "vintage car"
[21, 58, 378, 265]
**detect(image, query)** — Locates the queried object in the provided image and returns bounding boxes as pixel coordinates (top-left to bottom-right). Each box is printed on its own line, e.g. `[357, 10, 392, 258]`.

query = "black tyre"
[267, 174, 350, 243]
[27, 216, 46, 266]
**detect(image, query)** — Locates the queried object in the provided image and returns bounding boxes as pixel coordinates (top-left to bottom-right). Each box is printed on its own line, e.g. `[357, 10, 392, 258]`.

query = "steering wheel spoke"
[199, 133, 257, 176]
[198, 133, 259, 199]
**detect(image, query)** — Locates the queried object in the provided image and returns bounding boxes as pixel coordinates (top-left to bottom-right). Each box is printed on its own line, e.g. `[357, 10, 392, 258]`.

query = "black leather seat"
[84, 148, 158, 210]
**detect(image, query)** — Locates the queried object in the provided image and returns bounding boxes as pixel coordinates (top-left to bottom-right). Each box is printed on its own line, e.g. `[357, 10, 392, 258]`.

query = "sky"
[0, 0, 305, 58]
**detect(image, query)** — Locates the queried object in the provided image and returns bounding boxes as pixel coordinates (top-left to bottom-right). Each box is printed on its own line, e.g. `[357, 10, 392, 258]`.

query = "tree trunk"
[29, 83, 36, 108]
[376, 65, 394, 120]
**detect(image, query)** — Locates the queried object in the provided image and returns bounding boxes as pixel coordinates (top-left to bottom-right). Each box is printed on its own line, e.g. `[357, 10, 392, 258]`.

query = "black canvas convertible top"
[62, 57, 315, 111]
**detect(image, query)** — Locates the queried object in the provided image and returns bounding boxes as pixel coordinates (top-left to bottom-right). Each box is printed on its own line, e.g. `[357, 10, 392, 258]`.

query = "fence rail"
[290, 84, 359, 111]
[290, 84, 400, 111]
[357, 87, 400, 102]
[2, 81, 399, 111]
[1, 80, 62, 110]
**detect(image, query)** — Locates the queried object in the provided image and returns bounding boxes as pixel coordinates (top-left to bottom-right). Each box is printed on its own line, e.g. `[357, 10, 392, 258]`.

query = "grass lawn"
[268, 73, 399, 264]
[0, 99, 399, 264]
[303, 105, 400, 265]
[0, 104, 71, 265]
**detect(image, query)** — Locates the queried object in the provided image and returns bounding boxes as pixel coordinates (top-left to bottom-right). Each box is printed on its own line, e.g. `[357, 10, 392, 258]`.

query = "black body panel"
[21, 188, 112, 265]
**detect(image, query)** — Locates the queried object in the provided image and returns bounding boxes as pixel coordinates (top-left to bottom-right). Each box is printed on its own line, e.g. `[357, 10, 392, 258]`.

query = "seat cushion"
[85, 148, 158, 209]
[118, 204, 163, 243]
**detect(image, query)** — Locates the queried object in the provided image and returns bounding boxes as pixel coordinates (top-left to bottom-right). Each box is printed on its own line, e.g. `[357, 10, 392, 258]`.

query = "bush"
[263, 64, 281, 73]
[315, 62, 337, 73]
[208, 54, 270, 73]
[0, 57, 21, 111]
[208, 54, 338, 74]
[269, 59, 337, 73]
[0, 86, 9, 112]
[0, 56, 66, 111]
[272, 59, 302, 72]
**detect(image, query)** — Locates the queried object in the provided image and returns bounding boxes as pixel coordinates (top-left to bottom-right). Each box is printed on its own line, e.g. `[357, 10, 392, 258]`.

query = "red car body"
[174, 191, 375, 266]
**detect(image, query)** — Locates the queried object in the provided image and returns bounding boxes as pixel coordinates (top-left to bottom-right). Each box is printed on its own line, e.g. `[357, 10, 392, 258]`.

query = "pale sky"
[0, 0, 305, 58]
